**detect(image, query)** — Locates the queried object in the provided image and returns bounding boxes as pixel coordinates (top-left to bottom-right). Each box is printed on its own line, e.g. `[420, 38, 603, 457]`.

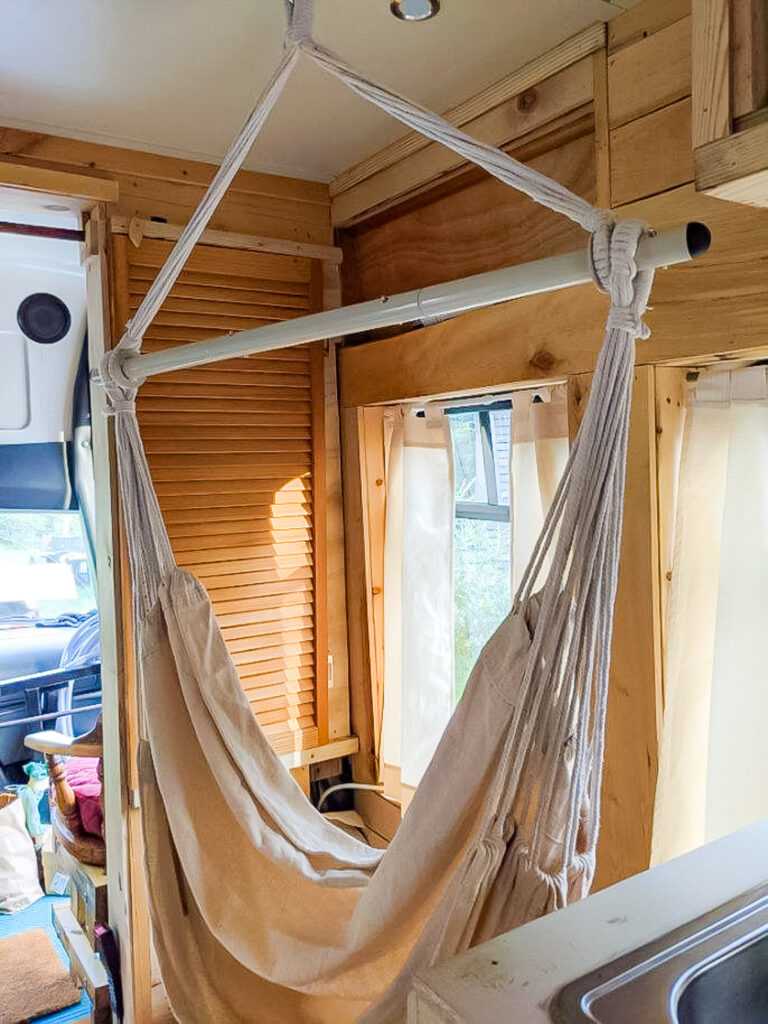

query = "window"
[376, 387, 569, 804]
[449, 403, 512, 699]
[0, 511, 96, 630]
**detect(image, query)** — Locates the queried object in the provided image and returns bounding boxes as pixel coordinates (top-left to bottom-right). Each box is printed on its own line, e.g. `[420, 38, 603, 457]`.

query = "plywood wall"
[341, 130, 595, 303]
[607, 1, 694, 205]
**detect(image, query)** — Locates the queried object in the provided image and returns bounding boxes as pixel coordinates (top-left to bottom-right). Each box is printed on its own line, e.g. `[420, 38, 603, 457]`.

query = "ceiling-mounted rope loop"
[284, 0, 315, 47]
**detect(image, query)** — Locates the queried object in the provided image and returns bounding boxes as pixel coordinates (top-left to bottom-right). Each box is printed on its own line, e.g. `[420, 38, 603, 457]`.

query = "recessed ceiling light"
[43, 203, 70, 212]
[390, 0, 440, 21]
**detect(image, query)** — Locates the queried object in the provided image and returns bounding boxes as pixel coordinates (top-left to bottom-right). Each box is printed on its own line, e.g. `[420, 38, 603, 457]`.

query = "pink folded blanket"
[64, 757, 103, 837]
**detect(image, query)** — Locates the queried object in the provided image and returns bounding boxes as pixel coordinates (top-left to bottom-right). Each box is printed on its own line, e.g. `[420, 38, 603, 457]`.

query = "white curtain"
[510, 386, 570, 592]
[653, 366, 768, 864]
[381, 405, 454, 810]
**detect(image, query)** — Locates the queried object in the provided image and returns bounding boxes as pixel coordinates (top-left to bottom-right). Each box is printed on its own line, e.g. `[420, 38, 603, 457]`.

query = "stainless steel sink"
[550, 881, 768, 1022]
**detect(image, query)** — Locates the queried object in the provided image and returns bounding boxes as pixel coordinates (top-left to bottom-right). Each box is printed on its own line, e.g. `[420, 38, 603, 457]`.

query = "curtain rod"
[0, 221, 85, 242]
[101, 222, 711, 386]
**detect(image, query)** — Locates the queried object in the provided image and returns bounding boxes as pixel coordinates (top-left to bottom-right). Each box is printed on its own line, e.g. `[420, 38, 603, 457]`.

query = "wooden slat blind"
[111, 235, 327, 754]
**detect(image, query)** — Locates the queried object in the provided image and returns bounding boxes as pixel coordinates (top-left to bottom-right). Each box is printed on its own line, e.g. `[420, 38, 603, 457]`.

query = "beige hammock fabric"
[101, 2, 656, 1021]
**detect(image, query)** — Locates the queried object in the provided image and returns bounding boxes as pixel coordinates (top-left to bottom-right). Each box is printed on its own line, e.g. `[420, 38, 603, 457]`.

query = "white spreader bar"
[108, 222, 710, 384]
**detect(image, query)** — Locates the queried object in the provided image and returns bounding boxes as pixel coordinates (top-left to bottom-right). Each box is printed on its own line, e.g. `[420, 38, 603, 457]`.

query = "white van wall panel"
[0, 227, 86, 445]
[0, 330, 30, 430]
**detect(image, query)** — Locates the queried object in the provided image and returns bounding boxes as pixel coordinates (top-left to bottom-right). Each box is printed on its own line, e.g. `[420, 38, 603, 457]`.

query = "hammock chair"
[98, 2, 705, 1020]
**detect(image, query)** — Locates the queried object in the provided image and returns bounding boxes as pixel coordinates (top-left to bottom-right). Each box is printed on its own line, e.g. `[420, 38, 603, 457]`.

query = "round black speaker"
[17, 292, 72, 344]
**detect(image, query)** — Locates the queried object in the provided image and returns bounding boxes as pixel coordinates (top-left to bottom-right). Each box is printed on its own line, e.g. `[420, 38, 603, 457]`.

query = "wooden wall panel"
[0, 126, 333, 245]
[593, 52, 612, 208]
[606, 8, 694, 207]
[340, 130, 596, 302]
[610, 98, 694, 205]
[338, 182, 768, 401]
[608, 0, 691, 53]
[112, 235, 328, 754]
[608, 17, 692, 128]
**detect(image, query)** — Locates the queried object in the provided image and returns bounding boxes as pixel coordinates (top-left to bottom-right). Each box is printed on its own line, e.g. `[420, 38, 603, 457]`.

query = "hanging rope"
[110, 43, 301, 362]
[303, 45, 607, 233]
[103, 0, 616, 383]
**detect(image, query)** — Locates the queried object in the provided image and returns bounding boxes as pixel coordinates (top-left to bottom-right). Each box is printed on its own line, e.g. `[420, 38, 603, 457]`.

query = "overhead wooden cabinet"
[110, 235, 329, 755]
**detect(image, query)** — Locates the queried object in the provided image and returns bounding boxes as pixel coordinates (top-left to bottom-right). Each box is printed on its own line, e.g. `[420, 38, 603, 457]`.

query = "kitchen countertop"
[408, 817, 768, 1023]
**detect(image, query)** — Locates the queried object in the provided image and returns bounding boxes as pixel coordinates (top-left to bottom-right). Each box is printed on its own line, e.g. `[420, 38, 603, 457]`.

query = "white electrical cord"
[317, 783, 385, 812]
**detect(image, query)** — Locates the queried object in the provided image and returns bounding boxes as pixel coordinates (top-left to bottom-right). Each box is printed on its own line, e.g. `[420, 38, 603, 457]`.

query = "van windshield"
[0, 511, 96, 628]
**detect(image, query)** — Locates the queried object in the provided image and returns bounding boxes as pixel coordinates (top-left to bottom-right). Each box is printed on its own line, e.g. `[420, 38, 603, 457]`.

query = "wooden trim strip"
[330, 22, 605, 199]
[0, 158, 119, 204]
[593, 50, 612, 208]
[694, 118, 768, 189]
[310, 337, 330, 746]
[111, 214, 343, 265]
[278, 735, 359, 769]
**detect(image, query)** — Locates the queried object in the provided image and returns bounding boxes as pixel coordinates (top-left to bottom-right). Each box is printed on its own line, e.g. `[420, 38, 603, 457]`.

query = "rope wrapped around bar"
[99, 3, 656, 1021]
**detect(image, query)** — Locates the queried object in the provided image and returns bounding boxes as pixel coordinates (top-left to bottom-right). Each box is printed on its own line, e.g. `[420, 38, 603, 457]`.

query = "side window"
[0, 511, 97, 631]
[449, 390, 569, 700]
[449, 403, 512, 699]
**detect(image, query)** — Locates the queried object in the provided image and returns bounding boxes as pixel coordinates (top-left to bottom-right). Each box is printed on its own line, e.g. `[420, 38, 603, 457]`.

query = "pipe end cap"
[686, 222, 711, 258]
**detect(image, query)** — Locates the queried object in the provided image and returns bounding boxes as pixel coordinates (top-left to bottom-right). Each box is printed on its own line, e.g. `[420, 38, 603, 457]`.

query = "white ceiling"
[0, 0, 634, 182]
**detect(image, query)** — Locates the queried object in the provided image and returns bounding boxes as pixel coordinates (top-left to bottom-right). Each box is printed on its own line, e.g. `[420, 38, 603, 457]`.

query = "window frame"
[447, 401, 511, 523]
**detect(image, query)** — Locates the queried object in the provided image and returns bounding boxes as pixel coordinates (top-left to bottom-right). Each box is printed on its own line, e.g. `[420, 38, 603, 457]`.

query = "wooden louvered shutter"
[111, 234, 327, 755]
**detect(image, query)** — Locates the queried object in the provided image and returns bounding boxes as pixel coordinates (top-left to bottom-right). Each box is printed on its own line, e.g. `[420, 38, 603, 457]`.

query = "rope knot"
[104, 396, 137, 418]
[589, 220, 655, 339]
[99, 347, 138, 417]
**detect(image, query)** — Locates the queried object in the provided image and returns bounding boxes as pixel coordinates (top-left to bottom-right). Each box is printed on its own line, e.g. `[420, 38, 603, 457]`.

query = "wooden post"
[84, 207, 152, 1022]
[290, 765, 312, 798]
[310, 340, 330, 746]
[340, 406, 388, 783]
[654, 366, 689, 677]
[569, 366, 664, 890]
[730, 0, 768, 120]
[692, 0, 732, 146]
[318, 262, 352, 742]
[593, 50, 612, 208]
